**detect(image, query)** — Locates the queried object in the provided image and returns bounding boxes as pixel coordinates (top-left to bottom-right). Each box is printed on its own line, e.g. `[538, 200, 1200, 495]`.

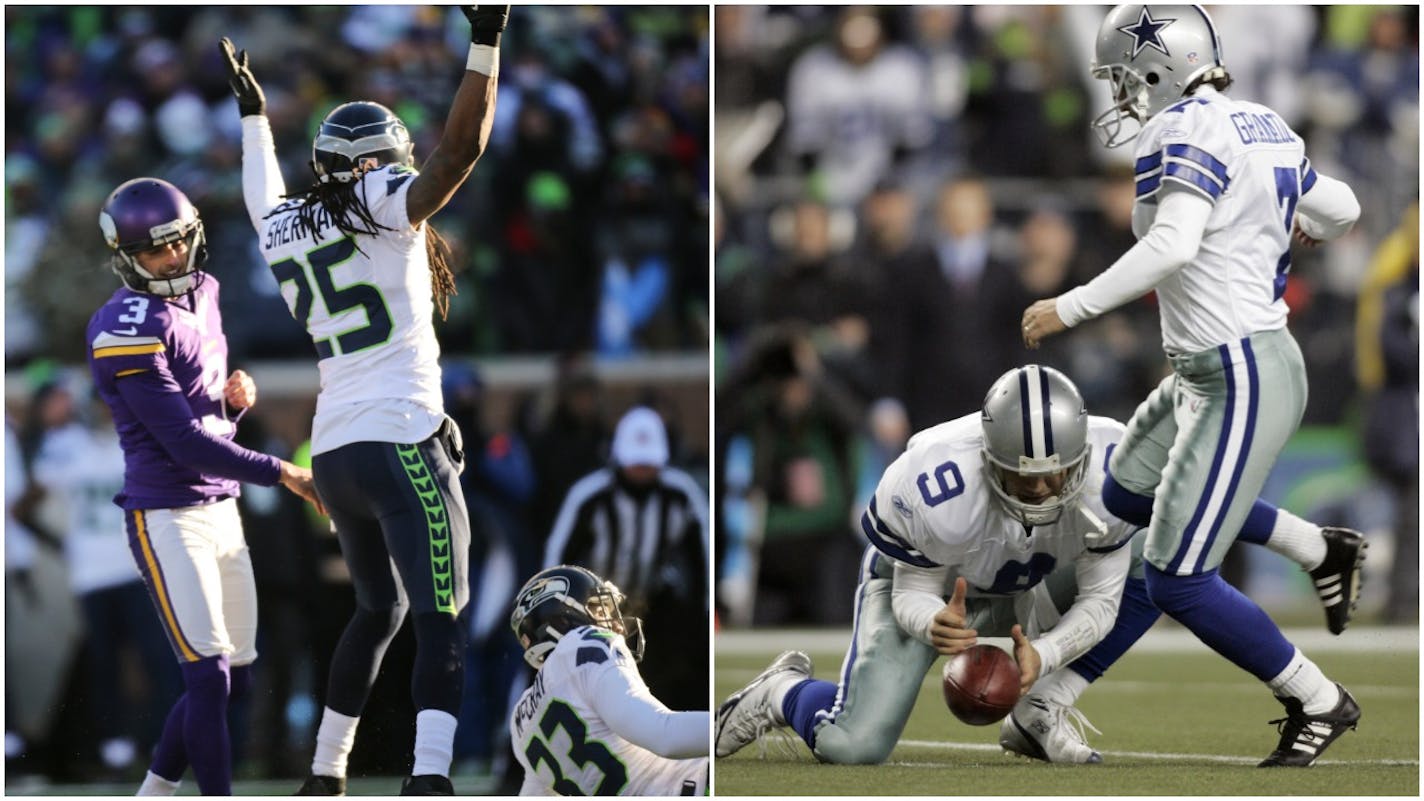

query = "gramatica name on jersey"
[513, 670, 547, 730]
[263, 201, 340, 249]
[1229, 111, 1294, 146]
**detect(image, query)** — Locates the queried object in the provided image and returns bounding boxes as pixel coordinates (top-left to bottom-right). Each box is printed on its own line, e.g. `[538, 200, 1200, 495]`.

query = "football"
[941, 644, 1021, 726]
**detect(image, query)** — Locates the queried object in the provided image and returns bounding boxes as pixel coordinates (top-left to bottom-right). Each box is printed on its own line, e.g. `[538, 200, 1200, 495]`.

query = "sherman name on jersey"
[510, 626, 708, 796]
[863, 413, 1136, 597]
[255, 164, 444, 455]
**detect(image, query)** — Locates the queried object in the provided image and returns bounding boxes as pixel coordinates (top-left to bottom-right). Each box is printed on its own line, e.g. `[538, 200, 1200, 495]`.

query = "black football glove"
[462, 5, 510, 47]
[219, 37, 266, 117]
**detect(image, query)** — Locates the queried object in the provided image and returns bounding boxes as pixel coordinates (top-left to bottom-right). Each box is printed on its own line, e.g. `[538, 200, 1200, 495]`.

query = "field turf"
[714, 626, 1418, 796]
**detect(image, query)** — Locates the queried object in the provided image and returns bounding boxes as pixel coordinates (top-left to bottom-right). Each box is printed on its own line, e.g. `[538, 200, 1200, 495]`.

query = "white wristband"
[466, 43, 499, 77]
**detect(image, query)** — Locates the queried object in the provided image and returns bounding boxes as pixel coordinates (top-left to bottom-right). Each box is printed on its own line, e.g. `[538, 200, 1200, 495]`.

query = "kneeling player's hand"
[930, 577, 978, 655]
[278, 460, 326, 517]
[225, 369, 257, 410]
[1010, 624, 1041, 696]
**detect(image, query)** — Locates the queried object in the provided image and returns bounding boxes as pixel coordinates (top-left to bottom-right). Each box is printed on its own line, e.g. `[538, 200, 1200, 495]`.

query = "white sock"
[1264, 509, 1326, 571]
[1267, 648, 1340, 715]
[311, 707, 361, 779]
[1030, 668, 1091, 708]
[136, 770, 181, 796]
[411, 709, 458, 777]
[767, 670, 811, 727]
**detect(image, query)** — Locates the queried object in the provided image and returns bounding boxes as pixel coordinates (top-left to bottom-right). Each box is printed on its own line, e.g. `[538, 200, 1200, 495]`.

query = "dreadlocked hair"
[270, 162, 460, 320]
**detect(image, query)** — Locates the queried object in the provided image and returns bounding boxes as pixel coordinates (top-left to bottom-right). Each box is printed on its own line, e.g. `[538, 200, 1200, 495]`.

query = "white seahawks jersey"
[510, 627, 707, 796]
[1131, 86, 1310, 354]
[256, 165, 444, 454]
[863, 413, 1135, 596]
[30, 423, 136, 595]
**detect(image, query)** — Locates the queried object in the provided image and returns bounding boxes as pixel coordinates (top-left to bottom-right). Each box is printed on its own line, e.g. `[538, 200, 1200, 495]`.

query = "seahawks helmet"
[1090, 4, 1226, 147]
[312, 101, 414, 184]
[980, 365, 1091, 526]
[510, 565, 645, 669]
[98, 178, 208, 297]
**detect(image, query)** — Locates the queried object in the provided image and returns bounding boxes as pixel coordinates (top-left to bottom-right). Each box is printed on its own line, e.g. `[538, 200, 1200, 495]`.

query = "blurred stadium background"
[4, 5, 707, 794]
[714, 3, 1417, 629]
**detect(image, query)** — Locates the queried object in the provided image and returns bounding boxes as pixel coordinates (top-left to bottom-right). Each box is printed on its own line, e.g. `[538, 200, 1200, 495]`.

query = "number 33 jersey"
[863, 413, 1136, 595]
[510, 627, 709, 796]
[256, 165, 444, 455]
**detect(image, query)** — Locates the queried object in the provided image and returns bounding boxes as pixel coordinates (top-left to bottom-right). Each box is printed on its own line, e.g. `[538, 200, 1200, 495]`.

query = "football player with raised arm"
[509, 566, 709, 796]
[1021, 4, 1364, 766]
[87, 178, 322, 796]
[221, 6, 507, 795]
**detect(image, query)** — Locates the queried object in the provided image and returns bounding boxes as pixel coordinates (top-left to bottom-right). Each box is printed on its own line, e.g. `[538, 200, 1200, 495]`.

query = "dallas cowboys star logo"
[1117, 7, 1177, 58]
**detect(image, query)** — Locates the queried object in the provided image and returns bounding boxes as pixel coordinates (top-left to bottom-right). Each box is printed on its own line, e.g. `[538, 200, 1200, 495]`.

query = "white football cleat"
[999, 695, 1103, 764]
[715, 650, 812, 758]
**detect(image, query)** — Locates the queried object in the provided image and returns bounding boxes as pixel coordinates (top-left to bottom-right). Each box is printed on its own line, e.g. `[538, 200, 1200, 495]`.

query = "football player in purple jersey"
[86, 177, 323, 796]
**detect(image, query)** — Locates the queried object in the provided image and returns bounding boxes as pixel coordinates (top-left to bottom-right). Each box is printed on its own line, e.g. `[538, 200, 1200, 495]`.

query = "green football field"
[715, 626, 1418, 796]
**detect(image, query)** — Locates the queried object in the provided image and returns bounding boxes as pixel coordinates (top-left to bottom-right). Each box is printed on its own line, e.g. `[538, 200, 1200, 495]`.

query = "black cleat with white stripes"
[1309, 528, 1367, 635]
[1258, 683, 1360, 767]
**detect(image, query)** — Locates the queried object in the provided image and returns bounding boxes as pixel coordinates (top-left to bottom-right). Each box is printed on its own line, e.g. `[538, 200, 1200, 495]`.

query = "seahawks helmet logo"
[514, 576, 570, 621]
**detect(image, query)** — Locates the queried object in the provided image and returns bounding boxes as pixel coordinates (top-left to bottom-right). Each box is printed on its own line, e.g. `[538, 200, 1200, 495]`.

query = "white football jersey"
[256, 164, 444, 454]
[865, 413, 1135, 597]
[30, 423, 136, 595]
[1131, 86, 1310, 354]
[510, 627, 707, 797]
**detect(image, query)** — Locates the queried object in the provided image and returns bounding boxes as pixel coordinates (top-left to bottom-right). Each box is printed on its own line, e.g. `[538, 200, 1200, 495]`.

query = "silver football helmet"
[981, 365, 1090, 526]
[1090, 4, 1226, 147]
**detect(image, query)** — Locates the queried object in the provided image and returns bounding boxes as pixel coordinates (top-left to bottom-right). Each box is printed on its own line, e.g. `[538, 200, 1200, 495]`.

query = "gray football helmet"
[981, 365, 1091, 526]
[1090, 4, 1226, 148]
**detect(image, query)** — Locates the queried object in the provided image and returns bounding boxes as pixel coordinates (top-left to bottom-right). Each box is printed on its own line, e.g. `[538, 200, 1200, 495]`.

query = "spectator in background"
[597, 156, 675, 357]
[30, 384, 182, 779]
[1005, 204, 1079, 375]
[718, 329, 863, 625]
[783, 6, 932, 206]
[527, 359, 610, 548]
[1357, 203, 1420, 625]
[721, 199, 875, 398]
[5, 6, 707, 370]
[543, 406, 709, 712]
[849, 397, 910, 531]
[880, 175, 1020, 430]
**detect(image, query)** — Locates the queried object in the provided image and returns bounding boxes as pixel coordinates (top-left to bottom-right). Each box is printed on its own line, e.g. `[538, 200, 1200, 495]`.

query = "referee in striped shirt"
[543, 406, 709, 711]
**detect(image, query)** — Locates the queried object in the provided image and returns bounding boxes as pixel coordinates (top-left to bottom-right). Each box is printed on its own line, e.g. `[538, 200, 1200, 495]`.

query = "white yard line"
[716, 668, 1416, 699]
[892, 739, 1418, 766]
[716, 626, 1419, 655]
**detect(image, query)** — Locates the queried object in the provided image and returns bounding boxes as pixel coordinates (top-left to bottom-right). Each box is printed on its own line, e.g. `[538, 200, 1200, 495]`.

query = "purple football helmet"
[98, 178, 208, 297]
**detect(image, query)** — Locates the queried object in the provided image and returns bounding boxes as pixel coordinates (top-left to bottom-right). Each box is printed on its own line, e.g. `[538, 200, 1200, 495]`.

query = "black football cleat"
[1258, 683, 1361, 767]
[400, 774, 454, 796]
[1309, 528, 1367, 635]
[295, 774, 346, 796]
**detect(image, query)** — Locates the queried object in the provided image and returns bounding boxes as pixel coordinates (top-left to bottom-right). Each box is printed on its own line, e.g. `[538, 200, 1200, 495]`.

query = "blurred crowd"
[713, 6, 1418, 628]
[5, 5, 709, 367]
[4, 356, 707, 787]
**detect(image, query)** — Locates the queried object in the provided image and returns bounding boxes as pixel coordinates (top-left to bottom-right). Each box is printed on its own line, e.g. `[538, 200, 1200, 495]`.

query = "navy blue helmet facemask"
[312, 101, 415, 184]
[510, 565, 646, 669]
